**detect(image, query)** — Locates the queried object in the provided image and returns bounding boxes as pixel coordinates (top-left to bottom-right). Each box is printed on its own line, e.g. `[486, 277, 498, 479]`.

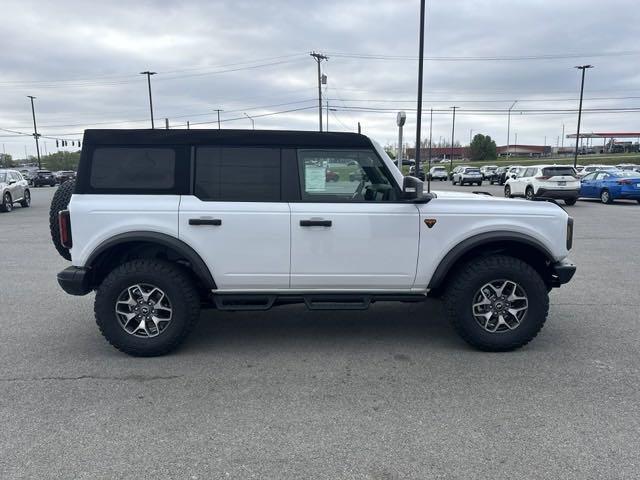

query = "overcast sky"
[1, 0, 639, 158]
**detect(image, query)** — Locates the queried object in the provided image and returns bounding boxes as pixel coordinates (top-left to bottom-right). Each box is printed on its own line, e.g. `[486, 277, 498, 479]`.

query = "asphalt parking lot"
[1, 185, 639, 479]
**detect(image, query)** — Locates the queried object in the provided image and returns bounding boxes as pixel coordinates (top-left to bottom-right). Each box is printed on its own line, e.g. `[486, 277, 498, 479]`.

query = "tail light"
[617, 179, 633, 185]
[567, 217, 574, 250]
[58, 210, 72, 249]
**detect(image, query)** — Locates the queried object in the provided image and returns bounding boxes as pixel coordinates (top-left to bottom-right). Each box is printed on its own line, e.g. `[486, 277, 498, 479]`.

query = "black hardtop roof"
[83, 129, 373, 149]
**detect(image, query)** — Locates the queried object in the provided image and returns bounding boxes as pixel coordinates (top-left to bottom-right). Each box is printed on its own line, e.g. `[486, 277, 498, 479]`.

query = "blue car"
[579, 170, 640, 204]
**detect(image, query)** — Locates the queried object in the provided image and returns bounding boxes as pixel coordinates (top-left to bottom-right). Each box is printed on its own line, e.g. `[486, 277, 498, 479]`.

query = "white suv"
[504, 165, 580, 205]
[0, 169, 31, 212]
[51, 129, 576, 356]
[427, 166, 448, 181]
[451, 166, 483, 186]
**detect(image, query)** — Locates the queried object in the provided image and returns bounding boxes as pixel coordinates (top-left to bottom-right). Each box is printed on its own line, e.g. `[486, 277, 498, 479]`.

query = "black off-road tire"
[95, 259, 201, 357]
[49, 179, 75, 260]
[443, 255, 549, 352]
[20, 189, 31, 208]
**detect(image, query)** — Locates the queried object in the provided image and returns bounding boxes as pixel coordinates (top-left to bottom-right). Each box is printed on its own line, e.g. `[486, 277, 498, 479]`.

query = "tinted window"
[90, 148, 175, 190]
[195, 147, 281, 202]
[543, 167, 575, 177]
[465, 168, 480, 173]
[297, 149, 397, 202]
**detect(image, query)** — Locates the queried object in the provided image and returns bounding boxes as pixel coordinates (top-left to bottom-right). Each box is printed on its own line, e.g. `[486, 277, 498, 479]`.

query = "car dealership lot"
[1, 186, 639, 479]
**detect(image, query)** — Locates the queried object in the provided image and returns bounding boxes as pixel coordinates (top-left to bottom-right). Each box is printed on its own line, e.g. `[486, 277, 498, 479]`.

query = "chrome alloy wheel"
[115, 283, 173, 338]
[472, 280, 528, 333]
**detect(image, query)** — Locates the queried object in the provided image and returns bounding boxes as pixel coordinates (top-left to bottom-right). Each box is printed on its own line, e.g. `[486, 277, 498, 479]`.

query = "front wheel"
[504, 185, 512, 198]
[443, 255, 549, 351]
[1, 192, 13, 212]
[94, 259, 201, 356]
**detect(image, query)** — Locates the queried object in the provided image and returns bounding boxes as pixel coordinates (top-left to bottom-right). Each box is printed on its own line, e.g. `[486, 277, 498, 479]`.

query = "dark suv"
[33, 170, 57, 187]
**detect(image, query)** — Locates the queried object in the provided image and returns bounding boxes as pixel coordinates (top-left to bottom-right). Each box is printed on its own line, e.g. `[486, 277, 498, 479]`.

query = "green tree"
[469, 134, 497, 162]
[42, 150, 81, 171]
[0, 153, 15, 168]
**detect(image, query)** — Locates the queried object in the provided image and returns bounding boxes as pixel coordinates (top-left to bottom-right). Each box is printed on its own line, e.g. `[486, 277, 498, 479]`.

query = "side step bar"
[211, 293, 427, 311]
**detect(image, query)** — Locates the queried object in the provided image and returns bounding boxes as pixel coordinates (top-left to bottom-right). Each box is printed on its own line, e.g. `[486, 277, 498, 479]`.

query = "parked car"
[0, 169, 31, 212]
[427, 166, 448, 181]
[504, 165, 580, 205]
[32, 170, 57, 187]
[408, 165, 426, 180]
[616, 164, 640, 173]
[579, 170, 640, 204]
[55, 171, 76, 184]
[578, 165, 618, 177]
[448, 165, 465, 180]
[452, 166, 483, 186]
[325, 170, 339, 182]
[480, 165, 498, 180]
[52, 128, 575, 356]
[501, 166, 525, 184]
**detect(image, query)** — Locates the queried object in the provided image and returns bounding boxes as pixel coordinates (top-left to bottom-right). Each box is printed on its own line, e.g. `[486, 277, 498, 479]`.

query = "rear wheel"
[564, 198, 577, 206]
[1, 192, 13, 212]
[49, 179, 75, 260]
[19, 189, 31, 208]
[600, 189, 613, 204]
[525, 187, 535, 200]
[443, 255, 549, 351]
[95, 259, 201, 357]
[504, 185, 512, 198]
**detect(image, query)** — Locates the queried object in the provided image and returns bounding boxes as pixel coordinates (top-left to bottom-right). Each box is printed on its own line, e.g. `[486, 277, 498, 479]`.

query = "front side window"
[297, 149, 397, 202]
[195, 147, 281, 202]
[582, 173, 596, 181]
[90, 147, 176, 190]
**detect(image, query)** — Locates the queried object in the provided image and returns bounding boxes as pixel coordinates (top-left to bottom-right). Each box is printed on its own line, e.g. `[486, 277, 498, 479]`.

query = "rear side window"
[90, 148, 175, 190]
[195, 147, 281, 202]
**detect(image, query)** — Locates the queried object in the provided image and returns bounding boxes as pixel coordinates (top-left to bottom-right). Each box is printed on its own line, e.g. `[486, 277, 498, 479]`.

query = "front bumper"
[536, 188, 580, 200]
[57, 266, 92, 296]
[550, 258, 576, 287]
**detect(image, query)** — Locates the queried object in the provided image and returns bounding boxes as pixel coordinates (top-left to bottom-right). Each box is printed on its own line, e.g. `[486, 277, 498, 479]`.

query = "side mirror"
[8, 180, 16, 185]
[402, 175, 424, 200]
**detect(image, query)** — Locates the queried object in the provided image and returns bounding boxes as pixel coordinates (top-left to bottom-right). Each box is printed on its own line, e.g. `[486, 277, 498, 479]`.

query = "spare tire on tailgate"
[49, 179, 75, 260]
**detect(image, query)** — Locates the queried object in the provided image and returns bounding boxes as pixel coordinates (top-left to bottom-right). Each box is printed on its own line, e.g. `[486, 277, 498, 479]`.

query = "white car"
[504, 165, 580, 205]
[0, 169, 31, 212]
[452, 166, 483, 186]
[51, 129, 576, 356]
[578, 165, 618, 177]
[427, 166, 448, 181]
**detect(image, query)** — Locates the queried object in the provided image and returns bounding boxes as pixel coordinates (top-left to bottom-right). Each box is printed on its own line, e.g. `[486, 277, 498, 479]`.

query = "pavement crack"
[0, 374, 183, 383]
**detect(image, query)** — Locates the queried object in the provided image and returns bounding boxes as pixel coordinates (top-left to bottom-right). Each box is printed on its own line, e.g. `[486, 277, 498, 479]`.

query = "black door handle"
[300, 219, 332, 227]
[189, 218, 222, 226]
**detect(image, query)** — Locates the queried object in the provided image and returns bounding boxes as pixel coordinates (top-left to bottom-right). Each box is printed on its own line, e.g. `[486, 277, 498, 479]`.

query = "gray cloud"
[1, 0, 639, 158]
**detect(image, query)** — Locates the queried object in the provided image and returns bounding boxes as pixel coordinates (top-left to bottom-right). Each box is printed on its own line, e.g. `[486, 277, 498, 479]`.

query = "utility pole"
[326, 100, 329, 132]
[140, 71, 156, 129]
[27, 96, 41, 169]
[469, 129, 473, 145]
[449, 106, 457, 171]
[574, 65, 593, 167]
[506, 100, 517, 160]
[414, 0, 426, 178]
[244, 112, 254, 130]
[310, 52, 328, 132]
[165, 118, 169, 130]
[561, 123, 565, 149]
[396, 111, 407, 170]
[427, 107, 433, 193]
[187, 121, 190, 130]
[357, 122, 361, 134]
[214, 109, 223, 129]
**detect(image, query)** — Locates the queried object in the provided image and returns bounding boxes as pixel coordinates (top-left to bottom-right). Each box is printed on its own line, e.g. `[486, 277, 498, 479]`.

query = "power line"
[326, 50, 640, 61]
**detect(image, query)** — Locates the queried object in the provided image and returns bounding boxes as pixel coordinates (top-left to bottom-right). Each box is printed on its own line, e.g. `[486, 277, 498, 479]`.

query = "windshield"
[465, 168, 481, 173]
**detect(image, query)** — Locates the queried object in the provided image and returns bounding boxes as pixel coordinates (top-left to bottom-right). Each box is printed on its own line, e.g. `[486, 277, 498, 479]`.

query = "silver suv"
[0, 169, 31, 212]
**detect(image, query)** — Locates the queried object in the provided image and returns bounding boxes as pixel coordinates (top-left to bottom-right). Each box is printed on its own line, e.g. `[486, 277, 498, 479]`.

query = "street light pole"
[214, 109, 223, 129]
[140, 71, 156, 129]
[573, 65, 593, 167]
[26, 96, 41, 169]
[310, 52, 328, 132]
[414, 0, 426, 178]
[449, 106, 457, 171]
[506, 100, 517, 159]
[244, 113, 254, 130]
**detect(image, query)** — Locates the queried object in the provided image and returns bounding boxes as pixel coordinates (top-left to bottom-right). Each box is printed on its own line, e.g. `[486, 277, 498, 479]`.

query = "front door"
[289, 149, 420, 290]
[179, 146, 290, 290]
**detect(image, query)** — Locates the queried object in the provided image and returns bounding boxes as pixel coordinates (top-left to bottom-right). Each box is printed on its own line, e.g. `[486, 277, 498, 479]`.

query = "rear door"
[178, 146, 291, 290]
[9, 172, 23, 200]
[289, 149, 420, 289]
